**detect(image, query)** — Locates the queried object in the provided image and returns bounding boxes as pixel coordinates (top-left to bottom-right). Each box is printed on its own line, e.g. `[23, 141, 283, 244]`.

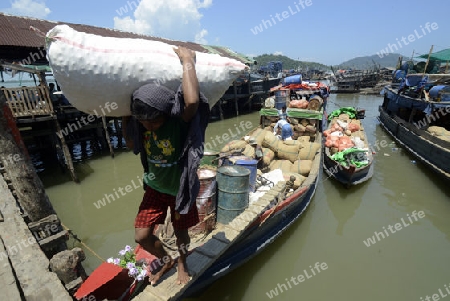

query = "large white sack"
[45, 25, 247, 117]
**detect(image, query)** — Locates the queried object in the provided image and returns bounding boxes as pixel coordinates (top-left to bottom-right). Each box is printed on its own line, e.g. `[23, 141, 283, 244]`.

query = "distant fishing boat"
[323, 107, 374, 187]
[331, 69, 381, 94]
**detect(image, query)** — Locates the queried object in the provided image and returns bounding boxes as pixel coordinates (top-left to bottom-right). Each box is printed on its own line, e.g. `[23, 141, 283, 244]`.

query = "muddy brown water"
[40, 93, 450, 301]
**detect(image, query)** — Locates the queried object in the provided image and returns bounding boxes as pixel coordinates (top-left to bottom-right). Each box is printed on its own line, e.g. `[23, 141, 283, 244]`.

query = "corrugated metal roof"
[0, 13, 253, 64]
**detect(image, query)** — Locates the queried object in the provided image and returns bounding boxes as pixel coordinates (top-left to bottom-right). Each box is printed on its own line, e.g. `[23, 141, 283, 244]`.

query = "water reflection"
[324, 177, 367, 236]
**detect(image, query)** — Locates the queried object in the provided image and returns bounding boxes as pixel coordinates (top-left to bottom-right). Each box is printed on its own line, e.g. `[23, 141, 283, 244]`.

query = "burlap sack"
[262, 131, 281, 152]
[282, 172, 306, 189]
[290, 118, 299, 125]
[242, 144, 256, 158]
[295, 124, 306, 132]
[248, 128, 267, 145]
[261, 147, 275, 166]
[282, 140, 302, 147]
[269, 160, 293, 173]
[290, 160, 313, 176]
[220, 140, 247, 152]
[277, 143, 301, 163]
[297, 142, 320, 160]
[298, 136, 310, 143]
[300, 119, 309, 126]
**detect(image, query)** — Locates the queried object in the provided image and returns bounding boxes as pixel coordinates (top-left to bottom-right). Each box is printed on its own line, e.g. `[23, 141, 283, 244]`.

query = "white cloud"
[1, 0, 50, 19]
[113, 0, 211, 43]
[273, 51, 283, 56]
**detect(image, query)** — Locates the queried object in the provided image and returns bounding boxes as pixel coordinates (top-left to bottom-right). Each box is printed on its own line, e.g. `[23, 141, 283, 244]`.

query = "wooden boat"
[323, 107, 374, 187]
[331, 69, 381, 94]
[379, 77, 450, 181]
[74, 86, 329, 301]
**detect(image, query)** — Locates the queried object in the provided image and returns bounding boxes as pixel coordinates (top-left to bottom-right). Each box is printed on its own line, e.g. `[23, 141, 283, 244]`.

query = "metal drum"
[216, 165, 250, 224]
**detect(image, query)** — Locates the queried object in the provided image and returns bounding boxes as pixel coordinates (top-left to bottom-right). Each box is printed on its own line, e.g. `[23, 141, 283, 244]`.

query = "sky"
[1, 0, 449, 65]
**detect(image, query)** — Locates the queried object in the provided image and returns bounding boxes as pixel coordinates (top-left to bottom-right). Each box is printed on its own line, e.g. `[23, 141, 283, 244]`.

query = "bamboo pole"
[422, 45, 434, 77]
[422, 45, 434, 101]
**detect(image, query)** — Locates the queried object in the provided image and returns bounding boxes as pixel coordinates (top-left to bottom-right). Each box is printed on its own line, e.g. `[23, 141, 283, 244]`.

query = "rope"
[61, 222, 106, 263]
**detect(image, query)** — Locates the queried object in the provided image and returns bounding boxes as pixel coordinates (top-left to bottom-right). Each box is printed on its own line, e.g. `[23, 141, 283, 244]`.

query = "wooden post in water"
[233, 81, 239, 116]
[0, 93, 57, 222]
[54, 119, 79, 183]
[219, 98, 224, 120]
[114, 118, 122, 148]
[102, 116, 114, 158]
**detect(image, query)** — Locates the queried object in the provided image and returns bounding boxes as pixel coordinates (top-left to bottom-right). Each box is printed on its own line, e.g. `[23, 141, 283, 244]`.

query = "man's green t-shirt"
[142, 117, 187, 196]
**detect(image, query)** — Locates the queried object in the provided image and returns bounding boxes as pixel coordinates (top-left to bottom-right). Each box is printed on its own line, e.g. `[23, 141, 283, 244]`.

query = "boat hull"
[182, 151, 322, 298]
[323, 151, 373, 186]
[378, 103, 450, 180]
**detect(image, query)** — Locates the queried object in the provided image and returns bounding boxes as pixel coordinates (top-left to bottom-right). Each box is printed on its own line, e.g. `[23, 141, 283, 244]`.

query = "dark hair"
[131, 98, 164, 120]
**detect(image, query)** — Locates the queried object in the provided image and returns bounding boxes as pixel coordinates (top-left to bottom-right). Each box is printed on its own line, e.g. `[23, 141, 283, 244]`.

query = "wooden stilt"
[102, 116, 114, 158]
[53, 119, 79, 183]
[219, 98, 224, 120]
[113, 118, 122, 148]
[233, 81, 239, 116]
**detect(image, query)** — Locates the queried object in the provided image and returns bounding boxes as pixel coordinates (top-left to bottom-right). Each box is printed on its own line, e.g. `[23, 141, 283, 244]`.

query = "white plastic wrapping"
[45, 25, 247, 117]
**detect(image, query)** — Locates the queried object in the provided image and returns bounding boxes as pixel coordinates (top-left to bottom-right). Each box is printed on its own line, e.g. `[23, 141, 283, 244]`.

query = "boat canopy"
[417, 48, 450, 62]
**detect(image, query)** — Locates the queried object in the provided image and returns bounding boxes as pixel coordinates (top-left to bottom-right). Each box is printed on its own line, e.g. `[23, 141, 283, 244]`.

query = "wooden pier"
[0, 172, 72, 300]
[1, 63, 120, 183]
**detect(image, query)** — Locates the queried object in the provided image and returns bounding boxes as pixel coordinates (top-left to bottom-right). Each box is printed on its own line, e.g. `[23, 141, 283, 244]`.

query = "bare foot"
[177, 260, 191, 285]
[149, 257, 175, 286]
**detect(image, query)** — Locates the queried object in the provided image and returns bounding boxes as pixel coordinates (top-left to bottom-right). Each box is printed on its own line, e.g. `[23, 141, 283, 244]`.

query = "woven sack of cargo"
[45, 25, 248, 117]
[262, 131, 281, 152]
[261, 147, 275, 167]
[282, 140, 302, 147]
[277, 143, 301, 163]
[248, 128, 268, 146]
[269, 160, 293, 173]
[290, 118, 299, 125]
[282, 172, 306, 189]
[298, 136, 311, 143]
[242, 144, 256, 158]
[220, 140, 248, 153]
[427, 126, 450, 137]
[307, 95, 323, 111]
[298, 142, 320, 160]
[290, 160, 313, 176]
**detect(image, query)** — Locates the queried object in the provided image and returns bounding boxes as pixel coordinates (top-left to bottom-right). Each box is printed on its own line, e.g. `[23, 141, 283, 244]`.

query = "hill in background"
[252, 54, 329, 72]
[251, 53, 404, 72]
[336, 53, 403, 69]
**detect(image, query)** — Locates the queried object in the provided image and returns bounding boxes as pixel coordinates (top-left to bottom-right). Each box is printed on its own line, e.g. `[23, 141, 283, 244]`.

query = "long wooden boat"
[323, 107, 374, 187]
[331, 69, 381, 94]
[74, 87, 329, 301]
[379, 82, 450, 181]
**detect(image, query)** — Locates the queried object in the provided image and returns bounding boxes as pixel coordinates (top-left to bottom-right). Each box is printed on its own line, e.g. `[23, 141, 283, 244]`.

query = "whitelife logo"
[363, 210, 425, 247]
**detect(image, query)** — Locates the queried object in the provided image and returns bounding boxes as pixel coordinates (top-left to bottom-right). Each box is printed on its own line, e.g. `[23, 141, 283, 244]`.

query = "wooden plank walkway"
[133, 181, 286, 301]
[0, 173, 72, 301]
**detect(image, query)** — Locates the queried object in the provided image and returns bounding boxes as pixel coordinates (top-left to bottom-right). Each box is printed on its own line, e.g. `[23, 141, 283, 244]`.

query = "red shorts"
[134, 186, 199, 230]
